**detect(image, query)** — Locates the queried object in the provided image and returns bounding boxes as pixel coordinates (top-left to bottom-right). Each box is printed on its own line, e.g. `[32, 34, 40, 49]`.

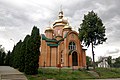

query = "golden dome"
[53, 18, 68, 26]
[53, 11, 68, 27]
[54, 18, 68, 24]
[45, 27, 53, 32]
[63, 24, 72, 29]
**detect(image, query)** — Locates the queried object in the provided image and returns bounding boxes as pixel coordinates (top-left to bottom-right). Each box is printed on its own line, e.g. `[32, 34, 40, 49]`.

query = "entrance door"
[72, 52, 78, 66]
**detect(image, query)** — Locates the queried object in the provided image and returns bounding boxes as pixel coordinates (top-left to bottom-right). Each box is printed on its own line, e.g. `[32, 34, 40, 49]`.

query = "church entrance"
[72, 52, 78, 66]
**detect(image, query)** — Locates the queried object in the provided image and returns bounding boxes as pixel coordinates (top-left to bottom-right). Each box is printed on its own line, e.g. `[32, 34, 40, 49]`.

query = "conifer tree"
[19, 35, 30, 72]
[0, 52, 6, 65]
[24, 26, 40, 75]
[5, 51, 11, 66]
[0, 45, 6, 65]
[10, 46, 15, 67]
[12, 40, 22, 68]
[79, 11, 107, 69]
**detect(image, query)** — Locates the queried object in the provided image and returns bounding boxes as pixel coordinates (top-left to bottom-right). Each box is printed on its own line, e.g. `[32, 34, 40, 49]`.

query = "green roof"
[41, 34, 58, 42]
[41, 34, 67, 47]
[47, 43, 59, 47]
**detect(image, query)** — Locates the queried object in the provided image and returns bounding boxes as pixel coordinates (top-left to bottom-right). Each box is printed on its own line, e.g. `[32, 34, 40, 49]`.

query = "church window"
[58, 30, 60, 34]
[61, 54, 62, 57]
[69, 42, 76, 50]
[61, 58, 63, 63]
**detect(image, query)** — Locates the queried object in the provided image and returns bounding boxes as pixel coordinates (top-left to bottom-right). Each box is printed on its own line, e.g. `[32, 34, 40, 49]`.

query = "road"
[0, 66, 27, 80]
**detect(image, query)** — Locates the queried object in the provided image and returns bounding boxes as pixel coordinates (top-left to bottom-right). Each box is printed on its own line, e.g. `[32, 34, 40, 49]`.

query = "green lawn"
[27, 68, 120, 80]
[95, 68, 120, 79]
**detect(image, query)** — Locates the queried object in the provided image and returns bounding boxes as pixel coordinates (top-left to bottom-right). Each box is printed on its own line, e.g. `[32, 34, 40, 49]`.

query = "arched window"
[69, 42, 76, 50]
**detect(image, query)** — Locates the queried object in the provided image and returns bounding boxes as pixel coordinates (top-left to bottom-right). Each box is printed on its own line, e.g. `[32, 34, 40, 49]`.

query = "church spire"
[58, 5, 63, 19]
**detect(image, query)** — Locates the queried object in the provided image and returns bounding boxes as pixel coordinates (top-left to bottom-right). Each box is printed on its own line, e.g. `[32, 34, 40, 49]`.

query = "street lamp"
[10, 39, 15, 46]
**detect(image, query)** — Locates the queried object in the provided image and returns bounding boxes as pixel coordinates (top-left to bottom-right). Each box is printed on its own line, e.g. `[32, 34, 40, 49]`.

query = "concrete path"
[87, 71, 99, 78]
[88, 78, 120, 80]
[0, 66, 27, 80]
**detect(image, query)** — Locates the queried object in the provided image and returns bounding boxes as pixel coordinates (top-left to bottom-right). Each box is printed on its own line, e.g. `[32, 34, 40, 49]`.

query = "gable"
[66, 31, 79, 41]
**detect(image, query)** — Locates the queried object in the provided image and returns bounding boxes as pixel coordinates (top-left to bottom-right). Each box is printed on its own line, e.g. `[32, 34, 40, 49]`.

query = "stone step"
[1, 74, 27, 80]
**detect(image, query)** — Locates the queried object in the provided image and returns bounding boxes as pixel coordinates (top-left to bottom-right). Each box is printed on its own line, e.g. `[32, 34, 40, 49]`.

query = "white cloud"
[106, 47, 119, 54]
[0, 27, 6, 31]
[0, 38, 14, 52]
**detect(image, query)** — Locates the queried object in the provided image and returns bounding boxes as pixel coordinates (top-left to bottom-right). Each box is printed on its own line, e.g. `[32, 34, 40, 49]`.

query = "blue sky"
[0, 0, 120, 61]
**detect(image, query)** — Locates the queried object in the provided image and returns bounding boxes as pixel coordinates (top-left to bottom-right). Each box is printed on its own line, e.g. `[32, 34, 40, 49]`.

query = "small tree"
[107, 56, 112, 67]
[86, 56, 92, 70]
[0, 52, 6, 65]
[0, 45, 6, 65]
[10, 45, 15, 67]
[113, 56, 120, 68]
[12, 40, 22, 68]
[5, 51, 11, 66]
[79, 11, 107, 69]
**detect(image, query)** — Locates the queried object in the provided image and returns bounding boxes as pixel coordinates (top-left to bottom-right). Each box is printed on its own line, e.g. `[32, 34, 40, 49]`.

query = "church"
[39, 10, 86, 68]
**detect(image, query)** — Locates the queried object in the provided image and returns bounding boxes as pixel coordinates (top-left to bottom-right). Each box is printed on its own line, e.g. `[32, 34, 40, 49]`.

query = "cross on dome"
[58, 5, 63, 19]
[58, 11, 63, 19]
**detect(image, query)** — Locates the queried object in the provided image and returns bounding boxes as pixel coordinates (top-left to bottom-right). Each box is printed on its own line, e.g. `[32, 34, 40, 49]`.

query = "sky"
[0, 0, 120, 61]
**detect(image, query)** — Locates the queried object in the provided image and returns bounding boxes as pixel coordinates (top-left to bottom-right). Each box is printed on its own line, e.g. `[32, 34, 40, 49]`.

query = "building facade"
[39, 11, 86, 68]
[98, 57, 110, 68]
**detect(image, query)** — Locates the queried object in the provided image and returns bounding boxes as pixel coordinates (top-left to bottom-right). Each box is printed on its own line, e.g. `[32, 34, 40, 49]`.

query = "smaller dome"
[63, 24, 72, 29]
[45, 27, 53, 32]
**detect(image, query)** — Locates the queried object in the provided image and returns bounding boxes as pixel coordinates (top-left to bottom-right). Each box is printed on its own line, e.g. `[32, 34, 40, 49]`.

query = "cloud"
[0, 27, 6, 31]
[0, 0, 120, 60]
[106, 47, 120, 54]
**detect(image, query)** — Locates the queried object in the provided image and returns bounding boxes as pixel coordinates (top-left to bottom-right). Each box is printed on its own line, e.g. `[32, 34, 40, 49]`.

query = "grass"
[95, 68, 120, 79]
[27, 68, 120, 80]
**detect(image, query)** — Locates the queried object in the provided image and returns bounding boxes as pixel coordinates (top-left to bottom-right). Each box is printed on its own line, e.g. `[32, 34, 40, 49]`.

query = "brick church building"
[39, 10, 86, 68]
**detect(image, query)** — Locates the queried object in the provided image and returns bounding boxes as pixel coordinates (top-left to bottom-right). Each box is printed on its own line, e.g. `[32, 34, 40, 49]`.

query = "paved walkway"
[88, 78, 120, 80]
[87, 71, 99, 78]
[0, 66, 27, 80]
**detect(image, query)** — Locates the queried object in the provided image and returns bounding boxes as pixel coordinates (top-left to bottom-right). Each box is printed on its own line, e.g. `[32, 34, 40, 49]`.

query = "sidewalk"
[87, 78, 120, 80]
[0, 66, 27, 80]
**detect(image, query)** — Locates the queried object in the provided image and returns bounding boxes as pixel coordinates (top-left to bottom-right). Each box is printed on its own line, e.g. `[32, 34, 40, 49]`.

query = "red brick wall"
[39, 31, 86, 68]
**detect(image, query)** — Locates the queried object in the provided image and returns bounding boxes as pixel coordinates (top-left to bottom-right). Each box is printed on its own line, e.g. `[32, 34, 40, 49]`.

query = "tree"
[19, 35, 30, 72]
[12, 40, 22, 68]
[5, 51, 11, 66]
[113, 56, 120, 68]
[79, 11, 107, 69]
[86, 56, 92, 70]
[0, 52, 6, 65]
[9, 45, 16, 67]
[107, 56, 112, 67]
[24, 26, 40, 75]
[0, 45, 6, 65]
